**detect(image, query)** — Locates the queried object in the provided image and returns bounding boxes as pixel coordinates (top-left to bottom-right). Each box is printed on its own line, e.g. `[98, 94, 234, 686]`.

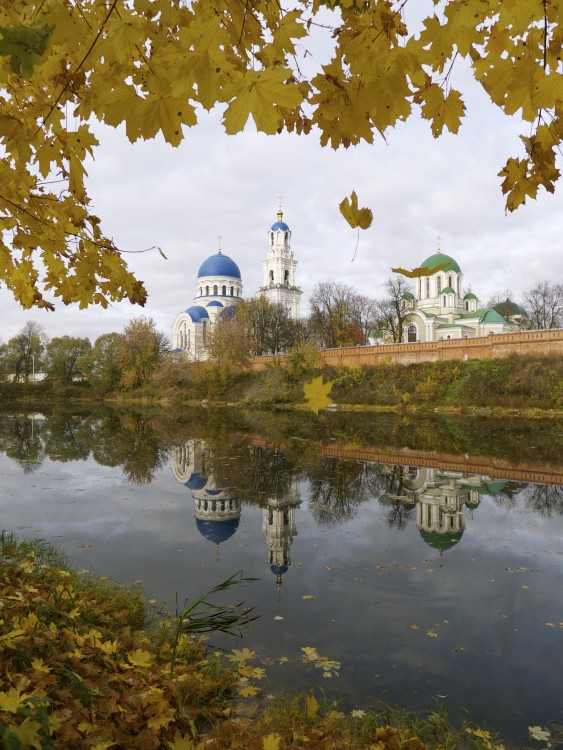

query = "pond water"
[0, 406, 562, 747]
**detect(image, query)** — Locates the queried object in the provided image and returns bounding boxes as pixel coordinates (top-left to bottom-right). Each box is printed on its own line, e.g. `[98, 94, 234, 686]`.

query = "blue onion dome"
[221, 305, 237, 320]
[185, 473, 207, 490]
[185, 305, 209, 322]
[271, 209, 289, 232]
[420, 251, 461, 274]
[207, 300, 224, 307]
[196, 517, 240, 545]
[198, 251, 241, 279]
[270, 564, 288, 576]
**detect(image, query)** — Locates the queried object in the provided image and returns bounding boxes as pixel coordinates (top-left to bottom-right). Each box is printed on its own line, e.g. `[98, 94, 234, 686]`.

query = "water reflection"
[1, 408, 563, 747]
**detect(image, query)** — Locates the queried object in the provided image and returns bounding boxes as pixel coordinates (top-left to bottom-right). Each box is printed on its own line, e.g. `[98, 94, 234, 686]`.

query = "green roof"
[419, 528, 464, 551]
[483, 309, 506, 323]
[464, 292, 477, 300]
[441, 286, 455, 294]
[402, 291, 415, 299]
[420, 252, 461, 274]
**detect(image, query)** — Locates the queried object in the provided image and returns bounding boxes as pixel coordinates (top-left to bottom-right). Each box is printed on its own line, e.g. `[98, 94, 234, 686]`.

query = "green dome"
[419, 528, 464, 551]
[402, 291, 415, 299]
[493, 300, 528, 318]
[441, 286, 455, 294]
[483, 309, 506, 323]
[464, 292, 477, 300]
[420, 252, 461, 274]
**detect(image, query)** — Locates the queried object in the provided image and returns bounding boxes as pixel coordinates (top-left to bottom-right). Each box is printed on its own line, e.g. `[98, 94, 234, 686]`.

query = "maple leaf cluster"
[0, 0, 561, 308]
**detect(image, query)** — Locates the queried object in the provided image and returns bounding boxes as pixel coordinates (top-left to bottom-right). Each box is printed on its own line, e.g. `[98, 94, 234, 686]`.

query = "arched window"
[213, 285, 218, 295]
[198, 286, 202, 296]
[408, 324, 417, 342]
[269, 270, 274, 282]
[465, 301, 469, 311]
[448, 275, 453, 288]
[443, 295, 446, 306]
[205, 285, 209, 295]
[426, 278, 430, 297]
[284, 232, 288, 241]
[230, 286, 234, 296]
[270, 232, 274, 245]
[284, 270, 289, 284]
[222, 285, 226, 295]
[437, 277, 442, 294]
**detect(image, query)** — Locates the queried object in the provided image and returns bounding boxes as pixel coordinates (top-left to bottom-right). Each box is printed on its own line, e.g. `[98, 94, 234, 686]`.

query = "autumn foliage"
[0, 1, 561, 309]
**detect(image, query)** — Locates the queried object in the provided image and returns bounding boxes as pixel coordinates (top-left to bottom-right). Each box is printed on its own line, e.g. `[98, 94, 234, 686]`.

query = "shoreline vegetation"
[0, 532, 513, 750]
[1, 353, 562, 418]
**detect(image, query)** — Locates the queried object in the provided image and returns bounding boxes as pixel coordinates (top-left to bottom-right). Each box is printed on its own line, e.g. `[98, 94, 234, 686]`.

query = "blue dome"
[198, 251, 241, 279]
[207, 300, 224, 307]
[271, 221, 289, 232]
[185, 305, 209, 323]
[270, 564, 288, 576]
[196, 517, 240, 545]
[185, 473, 207, 490]
[221, 305, 237, 320]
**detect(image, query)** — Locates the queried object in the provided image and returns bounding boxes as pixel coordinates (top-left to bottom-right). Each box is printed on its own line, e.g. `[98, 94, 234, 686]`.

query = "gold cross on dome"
[217, 235, 222, 250]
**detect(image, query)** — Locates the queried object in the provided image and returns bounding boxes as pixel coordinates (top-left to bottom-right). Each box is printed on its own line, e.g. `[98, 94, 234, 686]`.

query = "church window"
[213, 284, 218, 295]
[222, 285, 226, 295]
[284, 232, 288, 241]
[198, 286, 202, 296]
[230, 286, 234, 296]
[437, 277, 442, 294]
[443, 295, 446, 306]
[284, 270, 289, 284]
[448, 275, 453, 288]
[270, 232, 274, 245]
[205, 285, 209, 296]
[465, 301, 469, 310]
[268, 511, 273, 525]
[425, 278, 430, 297]
[407, 324, 417, 342]
[270, 270, 274, 283]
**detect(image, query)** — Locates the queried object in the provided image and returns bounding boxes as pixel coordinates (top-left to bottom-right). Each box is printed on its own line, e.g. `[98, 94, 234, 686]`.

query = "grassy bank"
[0, 533, 513, 750]
[2, 353, 561, 414]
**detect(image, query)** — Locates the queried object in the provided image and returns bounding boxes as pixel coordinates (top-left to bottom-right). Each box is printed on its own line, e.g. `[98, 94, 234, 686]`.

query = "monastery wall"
[250, 328, 563, 371]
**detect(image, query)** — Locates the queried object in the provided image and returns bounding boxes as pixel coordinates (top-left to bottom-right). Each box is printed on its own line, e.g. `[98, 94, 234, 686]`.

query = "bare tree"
[309, 280, 377, 348]
[237, 298, 300, 355]
[1, 321, 47, 382]
[374, 276, 415, 343]
[523, 281, 563, 330]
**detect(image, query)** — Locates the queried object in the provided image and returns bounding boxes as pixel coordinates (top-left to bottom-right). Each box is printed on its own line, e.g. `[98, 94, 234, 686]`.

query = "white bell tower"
[259, 206, 302, 319]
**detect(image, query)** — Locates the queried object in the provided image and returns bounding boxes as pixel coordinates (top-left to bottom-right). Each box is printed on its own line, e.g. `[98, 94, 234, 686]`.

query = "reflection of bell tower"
[262, 477, 301, 595]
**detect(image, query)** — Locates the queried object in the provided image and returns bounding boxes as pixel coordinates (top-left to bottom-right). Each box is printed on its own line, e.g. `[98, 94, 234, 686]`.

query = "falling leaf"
[303, 375, 334, 414]
[391, 262, 450, 278]
[339, 191, 373, 230]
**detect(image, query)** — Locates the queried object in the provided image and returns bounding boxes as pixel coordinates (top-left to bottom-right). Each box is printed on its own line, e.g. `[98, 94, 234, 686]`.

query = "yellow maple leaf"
[262, 733, 282, 750]
[167, 731, 195, 750]
[238, 684, 260, 697]
[305, 692, 319, 719]
[31, 657, 51, 673]
[10, 717, 43, 750]
[339, 190, 373, 230]
[127, 648, 154, 667]
[303, 376, 334, 415]
[230, 647, 256, 662]
[302, 595, 315, 600]
[0, 687, 33, 713]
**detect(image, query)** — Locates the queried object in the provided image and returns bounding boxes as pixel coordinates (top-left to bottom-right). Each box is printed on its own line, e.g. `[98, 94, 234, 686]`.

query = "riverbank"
[1, 352, 562, 416]
[0, 532, 513, 749]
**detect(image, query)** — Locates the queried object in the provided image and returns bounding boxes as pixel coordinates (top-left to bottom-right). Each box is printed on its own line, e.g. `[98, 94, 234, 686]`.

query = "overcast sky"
[2, 36, 562, 345]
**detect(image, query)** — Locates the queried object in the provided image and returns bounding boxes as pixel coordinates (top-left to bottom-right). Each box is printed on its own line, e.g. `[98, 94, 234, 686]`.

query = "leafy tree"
[309, 280, 377, 348]
[374, 276, 415, 343]
[0, 1, 560, 310]
[115, 317, 169, 389]
[44, 335, 92, 384]
[522, 281, 563, 330]
[82, 332, 123, 391]
[0, 322, 47, 382]
[205, 312, 253, 370]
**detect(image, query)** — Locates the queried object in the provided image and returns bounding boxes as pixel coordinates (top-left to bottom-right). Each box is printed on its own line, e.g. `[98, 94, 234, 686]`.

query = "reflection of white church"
[374, 250, 517, 343]
[172, 440, 301, 589]
[172, 209, 302, 361]
[395, 465, 507, 554]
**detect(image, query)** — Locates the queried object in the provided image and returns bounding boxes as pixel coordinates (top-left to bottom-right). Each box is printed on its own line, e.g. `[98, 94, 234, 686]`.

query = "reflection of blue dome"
[198, 252, 241, 279]
[185, 305, 209, 322]
[196, 517, 240, 545]
[207, 300, 224, 307]
[185, 473, 207, 490]
[271, 221, 289, 232]
[270, 564, 288, 576]
[203, 489, 222, 496]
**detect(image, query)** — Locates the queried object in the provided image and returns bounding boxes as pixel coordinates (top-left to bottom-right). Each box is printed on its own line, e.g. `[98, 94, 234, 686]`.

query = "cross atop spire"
[277, 195, 283, 222]
[217, 235, 222, 251]
[436, 235, 441, 253]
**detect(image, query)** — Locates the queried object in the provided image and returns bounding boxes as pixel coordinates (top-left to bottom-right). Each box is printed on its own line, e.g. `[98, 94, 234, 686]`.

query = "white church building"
[377, 249, 517, 343]
[172, 209, 302, 361]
